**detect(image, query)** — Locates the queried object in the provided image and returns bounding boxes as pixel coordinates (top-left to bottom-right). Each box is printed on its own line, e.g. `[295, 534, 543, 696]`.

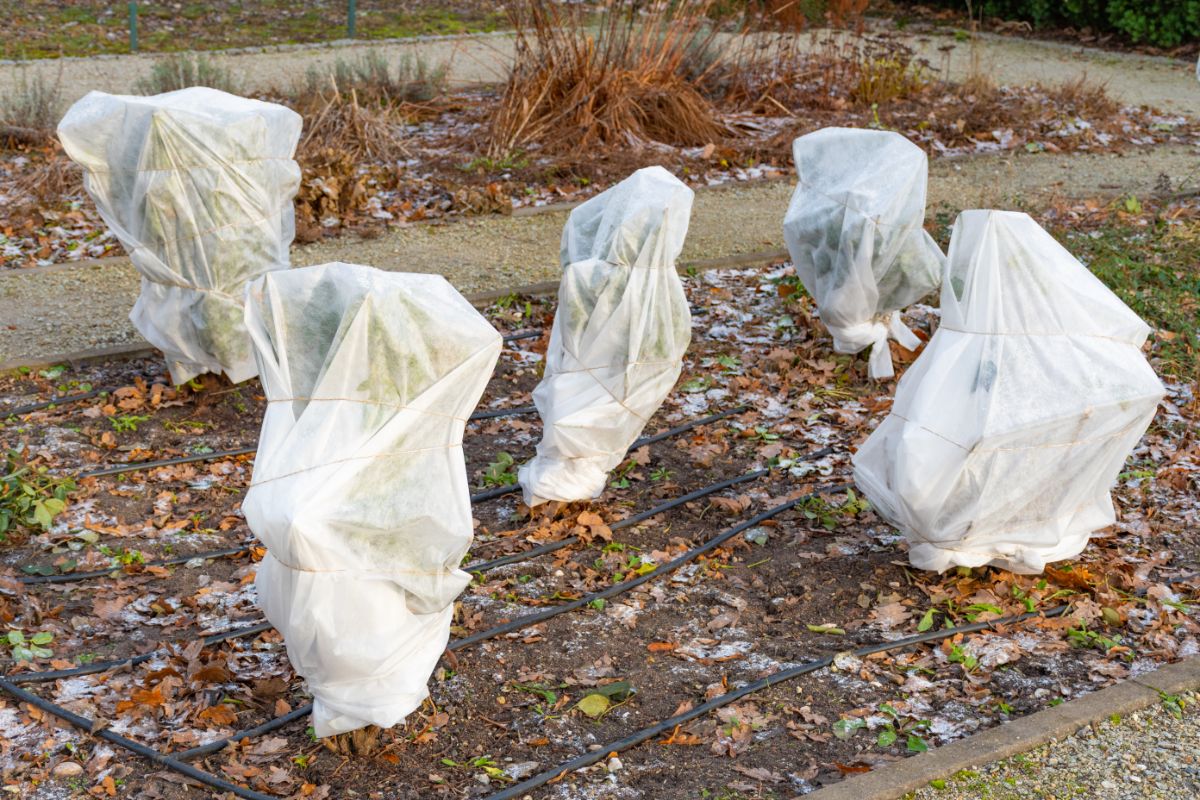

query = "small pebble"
[52, 762, 83, 778]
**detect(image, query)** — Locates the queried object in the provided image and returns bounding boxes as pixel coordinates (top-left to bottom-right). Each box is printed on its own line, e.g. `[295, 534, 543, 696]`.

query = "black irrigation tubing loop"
[78, 446, 258, 480]
[8, 408, 773, 765]
[32, 407, 753, 584]
[449, 481, 855, 652]
[469, 404, 536, 422]
[25, 407, 758, 587]
[10, 621, 275, 685]
[173, 703, 317, 761]
[4, 335, 538, 420]
[76, 403, 541, 482]
[4, 388, 110, 417]
[485, 605, 1074, 800]
[0, 675, 277, 800]
[18, 544, 255, 586]
[157, 475, 852, 763]
[18, 407, 758, 659]
[502, 330, 542, 343]
[2, 332, 535, 422]
[468, 445, 834, 575]
[464, 404, 754, 509]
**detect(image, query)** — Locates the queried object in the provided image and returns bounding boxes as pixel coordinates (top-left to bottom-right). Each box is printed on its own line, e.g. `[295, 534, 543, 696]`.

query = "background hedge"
[912, 0, 1200, 48]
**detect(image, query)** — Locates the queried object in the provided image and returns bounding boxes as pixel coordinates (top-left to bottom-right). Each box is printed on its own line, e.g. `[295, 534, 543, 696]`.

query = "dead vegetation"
[0, 66, 62, 148]
[487, 0, 731, 157]
[0, 2, 1188, 265]
[135, 53, 240, 95]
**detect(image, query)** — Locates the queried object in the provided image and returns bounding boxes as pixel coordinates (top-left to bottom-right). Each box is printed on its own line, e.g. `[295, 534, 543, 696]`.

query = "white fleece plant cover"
[783, 127, 945, 379]
[57, 87, 301, 385]
[853, 210, 1164, 574]
[241, 262, 501, 736]
[519, 166, 693, 505]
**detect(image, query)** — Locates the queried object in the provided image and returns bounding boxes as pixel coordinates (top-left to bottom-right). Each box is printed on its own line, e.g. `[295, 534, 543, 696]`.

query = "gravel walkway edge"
[806, 656, 1200, 800]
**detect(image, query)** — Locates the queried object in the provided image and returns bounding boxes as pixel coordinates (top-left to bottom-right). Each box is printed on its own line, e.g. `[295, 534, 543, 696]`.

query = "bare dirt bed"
[1, 263, 1196, 799]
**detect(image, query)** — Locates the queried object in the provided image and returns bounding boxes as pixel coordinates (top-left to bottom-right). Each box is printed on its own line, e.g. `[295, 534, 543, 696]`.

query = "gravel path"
[2, 142, 1197, 366]
[904, 691, 1200, 800]
[2, 26, 1197, 116]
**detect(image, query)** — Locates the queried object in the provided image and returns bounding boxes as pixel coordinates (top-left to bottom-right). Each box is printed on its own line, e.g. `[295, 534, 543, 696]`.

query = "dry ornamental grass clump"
[487, 0, 731, 157]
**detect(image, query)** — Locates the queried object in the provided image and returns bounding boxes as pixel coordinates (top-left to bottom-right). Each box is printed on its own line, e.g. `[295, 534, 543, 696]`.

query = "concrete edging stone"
[806, 656, 1200, 800]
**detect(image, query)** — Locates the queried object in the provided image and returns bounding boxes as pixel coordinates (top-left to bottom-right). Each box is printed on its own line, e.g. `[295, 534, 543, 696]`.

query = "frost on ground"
[0, 260, 1195, 798]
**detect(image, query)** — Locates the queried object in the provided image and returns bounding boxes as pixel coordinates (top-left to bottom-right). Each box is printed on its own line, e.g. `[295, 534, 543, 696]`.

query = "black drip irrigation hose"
[449, 481, 853, 652]
[77, 404, 540, 481]
[10, 621, 274, 685]
[6, 406, 772, 775]
[79, 447, 257, 480]
[502, 330, 542, 343]
[0, 674, 277, 800]
[16, 448, 787, 686]
[468, 445, 833, 575]
[4, 388, 110, 417]
[154, 473, 847, 763]
[464, 405, 753, 512]
[3, 335, 537, 420]
[470, 404, 536, 422]
[173, 703, 316, 761]
[482, 604, 1073, 800]
[29, 407, 753, 585]
[18, 544, 255, 586]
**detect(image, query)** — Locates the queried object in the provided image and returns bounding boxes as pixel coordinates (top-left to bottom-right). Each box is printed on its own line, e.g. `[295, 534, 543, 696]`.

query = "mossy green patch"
[1061, 220, 1200, 380]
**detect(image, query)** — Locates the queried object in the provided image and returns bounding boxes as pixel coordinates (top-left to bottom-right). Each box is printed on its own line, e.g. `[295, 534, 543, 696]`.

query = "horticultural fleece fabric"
[783, 127, 944, 379]
[57, 87, 301, 385]
[241, 263, 501, 736]
[853, 210, 1164, 574]
[519, 166, 693, 505]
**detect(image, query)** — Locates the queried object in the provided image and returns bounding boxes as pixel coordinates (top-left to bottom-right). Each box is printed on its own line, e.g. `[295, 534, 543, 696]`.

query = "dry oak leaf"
[198, 704, 239, 727]
[575, 510, 612, 542]
[115, 684, 165, 714]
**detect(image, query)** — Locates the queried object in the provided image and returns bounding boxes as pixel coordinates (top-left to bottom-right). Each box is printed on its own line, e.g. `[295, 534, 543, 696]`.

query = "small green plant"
[1067, 624, 1125, 654]
[99, 545, 145, 566]
[440, 755, 511, 783]
[1, 447, 74, 540]
[608, 460, 636, 489]
[482, 452, 518, 487]
[612, 554, 655, 583]
[874, 703, 930, 752]
[948, 643, 979, 673]
[109, 415, 149, 433]
[748, 426, 780, 443]
[7, 630, 53, 662]
[800, 489, 867, 531]
[1159, 691, 1186, 720]
[701, 354, 741, 374]
[650, 466, 672, 482]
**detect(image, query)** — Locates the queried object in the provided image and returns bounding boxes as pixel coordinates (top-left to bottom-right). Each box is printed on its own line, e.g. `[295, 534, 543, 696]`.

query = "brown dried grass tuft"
[294, 88, 410, 164]
[1042, 75, 1119, 119]
[1, 67, 63, 150]
[486, 0, 731, 158]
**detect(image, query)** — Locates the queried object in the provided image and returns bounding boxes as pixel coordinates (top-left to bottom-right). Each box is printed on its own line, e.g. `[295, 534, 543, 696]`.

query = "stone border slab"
[806, 656, 1200, 800]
